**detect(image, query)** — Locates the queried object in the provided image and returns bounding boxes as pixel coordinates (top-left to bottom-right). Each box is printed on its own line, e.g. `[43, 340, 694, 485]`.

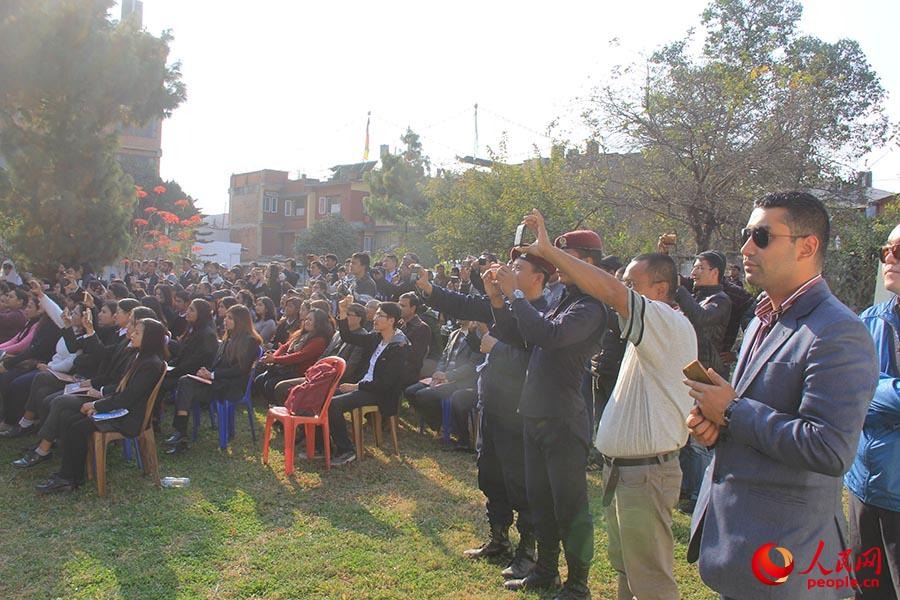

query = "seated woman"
[11, 306, 153, 468]
[253, 296, 277, 346]
[34, 318, 168, 493]
[328, 297, 409, 466]
[215, 296, 238, 338]
[166, 304, 262, 454]
[0, 284, 61, 430]
[254, 308, 332, 404]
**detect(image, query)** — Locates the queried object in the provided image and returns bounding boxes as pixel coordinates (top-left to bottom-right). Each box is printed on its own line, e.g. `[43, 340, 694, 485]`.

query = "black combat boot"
[463, 522, 512, 560]
[501, 532, 536, 579]
[503, 539, 560, 592]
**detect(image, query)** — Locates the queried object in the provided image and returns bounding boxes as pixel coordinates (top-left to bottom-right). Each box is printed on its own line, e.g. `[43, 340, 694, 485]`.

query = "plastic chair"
[86, 365, 167, 497]
[263, 357, 346, 474]
[190, 387, 218, 442]
[214, 347, 264, 450]
[351, 405, 400, 459]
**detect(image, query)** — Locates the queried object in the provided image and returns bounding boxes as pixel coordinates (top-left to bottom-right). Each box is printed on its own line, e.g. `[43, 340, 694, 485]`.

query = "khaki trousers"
[603, 458, 681, 600]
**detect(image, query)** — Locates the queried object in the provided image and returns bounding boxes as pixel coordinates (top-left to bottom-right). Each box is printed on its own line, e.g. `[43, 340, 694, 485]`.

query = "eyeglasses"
[740, 227, 809, 249]
[879, 243, 900, 263]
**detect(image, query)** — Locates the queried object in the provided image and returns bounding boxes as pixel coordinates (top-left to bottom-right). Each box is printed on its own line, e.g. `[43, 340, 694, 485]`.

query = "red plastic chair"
[263, 357, 346, 473]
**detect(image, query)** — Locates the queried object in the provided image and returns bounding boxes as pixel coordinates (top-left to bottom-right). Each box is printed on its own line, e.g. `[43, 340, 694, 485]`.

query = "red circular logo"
[752, 543, 794, 585]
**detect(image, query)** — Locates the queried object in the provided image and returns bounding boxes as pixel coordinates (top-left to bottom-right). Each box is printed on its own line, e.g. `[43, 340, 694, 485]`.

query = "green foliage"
[0, 0, 185, 277]
[826, 203, 900, 313]
[295, 215, 361, 260]
[588, 0, 890, 253]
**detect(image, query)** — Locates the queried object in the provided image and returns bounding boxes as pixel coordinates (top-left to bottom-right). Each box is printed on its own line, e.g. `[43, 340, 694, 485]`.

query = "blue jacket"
[845, 298, 900, 511]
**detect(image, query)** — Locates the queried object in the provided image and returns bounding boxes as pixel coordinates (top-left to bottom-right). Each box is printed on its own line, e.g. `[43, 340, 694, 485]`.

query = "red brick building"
[228, 162, 398, 260]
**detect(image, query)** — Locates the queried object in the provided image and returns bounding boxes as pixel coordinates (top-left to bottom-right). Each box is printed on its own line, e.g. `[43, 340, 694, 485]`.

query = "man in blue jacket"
[846, 223, 900, 598]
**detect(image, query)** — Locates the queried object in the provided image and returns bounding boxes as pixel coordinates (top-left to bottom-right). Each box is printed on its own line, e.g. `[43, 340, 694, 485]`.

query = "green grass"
[0, 408, 716, 599]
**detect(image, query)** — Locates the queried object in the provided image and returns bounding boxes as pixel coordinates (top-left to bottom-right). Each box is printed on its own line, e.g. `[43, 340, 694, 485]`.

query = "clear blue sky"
[128, 0, 900, 215]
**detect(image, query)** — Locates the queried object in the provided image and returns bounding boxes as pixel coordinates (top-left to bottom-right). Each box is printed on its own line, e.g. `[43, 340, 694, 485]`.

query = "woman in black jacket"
[328, 297, 409, 466]
[165, 304, 262, 453]
[34, 318, 168, 493]
[163, 299, 218, 390]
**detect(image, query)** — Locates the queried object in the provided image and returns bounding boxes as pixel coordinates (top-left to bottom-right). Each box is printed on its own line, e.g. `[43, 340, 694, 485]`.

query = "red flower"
[178, 230, 192, 240]
[133, 218, 149, 227]
[190, 214, 203, 225]
[158, 211, 181, 225]
[158, 237, 171, 246]
[153, 185, 167, 195]
[148, 229, 161, 237]
[143, 243, 156, 250]
[144, 206, 158, 214]
[137, 190, 148, 199]
[174, 199, 190, 208]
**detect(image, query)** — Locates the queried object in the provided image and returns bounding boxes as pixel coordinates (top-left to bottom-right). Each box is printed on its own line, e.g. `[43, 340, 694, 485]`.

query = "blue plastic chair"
[190, 387, 218, 442]
[440, 397, 453, 444]
[214, 347, 264, 450]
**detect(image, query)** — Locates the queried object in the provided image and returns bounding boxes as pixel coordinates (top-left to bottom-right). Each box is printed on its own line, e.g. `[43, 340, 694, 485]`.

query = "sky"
[127, 0, 900, 216]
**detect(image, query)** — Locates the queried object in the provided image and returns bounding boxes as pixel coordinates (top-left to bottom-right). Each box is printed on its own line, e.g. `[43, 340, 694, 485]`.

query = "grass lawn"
[0, 407, 716, 599]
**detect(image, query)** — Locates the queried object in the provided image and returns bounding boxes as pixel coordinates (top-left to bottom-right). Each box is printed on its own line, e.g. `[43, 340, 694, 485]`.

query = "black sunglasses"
[740, 227, 808, 249]
[879, 244, 900, 263]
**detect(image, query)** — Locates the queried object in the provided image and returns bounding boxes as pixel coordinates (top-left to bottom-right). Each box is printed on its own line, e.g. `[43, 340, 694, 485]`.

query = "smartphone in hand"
[514, 224, 526, 246]
[682, 360, 714, 385]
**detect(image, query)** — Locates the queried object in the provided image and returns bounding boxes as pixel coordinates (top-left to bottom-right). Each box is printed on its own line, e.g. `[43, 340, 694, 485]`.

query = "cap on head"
[554, 230, 603, 252]
[509, 247, 557, 276]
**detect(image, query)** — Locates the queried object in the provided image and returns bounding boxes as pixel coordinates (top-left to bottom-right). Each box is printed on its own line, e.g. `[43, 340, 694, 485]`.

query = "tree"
[586, 0, 890, 253]
[295, 216, 361, 261]
[130, 181, 204, 260]
[366, 128, 430, 252]
[0, 0, 185, 277]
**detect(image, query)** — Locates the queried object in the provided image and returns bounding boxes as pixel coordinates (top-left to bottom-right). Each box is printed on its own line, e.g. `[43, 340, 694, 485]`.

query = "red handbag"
[283, 360, 341, 415]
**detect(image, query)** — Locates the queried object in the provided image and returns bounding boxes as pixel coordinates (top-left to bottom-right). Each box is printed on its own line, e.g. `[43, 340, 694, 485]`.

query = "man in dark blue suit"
[684, 191, 878, 599]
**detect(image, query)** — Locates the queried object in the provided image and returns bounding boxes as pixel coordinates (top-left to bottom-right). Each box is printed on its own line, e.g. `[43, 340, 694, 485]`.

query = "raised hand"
[82, 307, 94, 335]
[522, 209, 553, 257]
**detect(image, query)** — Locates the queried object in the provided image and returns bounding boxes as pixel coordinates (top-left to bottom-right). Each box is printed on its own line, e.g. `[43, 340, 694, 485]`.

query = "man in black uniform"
[494, 228, 607, 600]
[414, 248, 554, 582]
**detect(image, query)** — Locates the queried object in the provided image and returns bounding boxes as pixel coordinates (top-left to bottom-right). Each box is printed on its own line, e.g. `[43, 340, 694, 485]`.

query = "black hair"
[347, 302, 367, 319]
[175, 290, 191, 304]
[632, 253, 678, 301]
[108, 281, 130, 300]
[324, 254, 338, 263]
[140, 295, 167, 327]
[378, 301, 403, 328]
[255, 296, 277, 321]
[189, 298, 214, 333]
[131, 305, 157, 322]
[352, 252, 371, 269]
[117, 298, 141, 314]
[10, 288, 29, 306]
[754, 191, 830, 263]
[135, 318, 169, 361]
[697, 251, 726, 283]
[399, 291, 421, 310]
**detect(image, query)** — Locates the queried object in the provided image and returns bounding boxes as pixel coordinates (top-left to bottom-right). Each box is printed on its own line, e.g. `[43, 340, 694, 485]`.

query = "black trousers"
[523, 412, 593, 571]
[478, 410, 533, 538]
[58, 404, 99, 483]
[405, 381, 463, 431]
[174, 375, 214, 413]
[1, 369, 38, 425]
[449, 388, 476, 447]
[327, 389, 380, 455]
[24, 370, 65, 420]
[254, 367, 295, 405]
[849, 493, 900, 599]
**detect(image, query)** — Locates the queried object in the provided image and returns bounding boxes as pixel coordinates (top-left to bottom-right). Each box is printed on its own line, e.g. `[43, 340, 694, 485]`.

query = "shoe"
[678, 498, 696, 515]
[464, 523, 512, 560]
[163, 431, 188, 446]
[297, 449, 325, 460]
[35, 473, 79, 494]
[12, 449, 52, 468]
[503, 572, 561, 592]
[331, 451, 356, 466]
[502, 555, 536, 579]
[554, 556, 591, 600]
[165, 441, 188, 455]
[501, 533, 536, 579]
[0, 423, 36, 438]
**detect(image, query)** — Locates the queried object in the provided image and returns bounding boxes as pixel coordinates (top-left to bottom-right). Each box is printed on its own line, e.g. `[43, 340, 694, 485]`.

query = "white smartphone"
[514, 224, 526, 246]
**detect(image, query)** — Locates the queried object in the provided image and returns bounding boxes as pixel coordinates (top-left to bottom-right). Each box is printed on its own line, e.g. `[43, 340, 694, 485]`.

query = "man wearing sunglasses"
[844, 224, 900, 597]
[684, 191, 878, 599]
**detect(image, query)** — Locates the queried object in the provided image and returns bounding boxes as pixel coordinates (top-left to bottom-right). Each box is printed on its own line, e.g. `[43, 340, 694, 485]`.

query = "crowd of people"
[0, 189, 896, 599]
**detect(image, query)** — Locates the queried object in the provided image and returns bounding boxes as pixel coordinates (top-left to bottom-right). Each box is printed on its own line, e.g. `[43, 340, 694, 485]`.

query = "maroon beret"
[554, 230, 603, 252]
[509, 247, 557, 276]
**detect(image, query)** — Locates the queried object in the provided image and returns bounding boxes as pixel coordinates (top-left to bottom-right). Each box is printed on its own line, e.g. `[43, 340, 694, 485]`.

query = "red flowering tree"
[128, 180, 205, 259]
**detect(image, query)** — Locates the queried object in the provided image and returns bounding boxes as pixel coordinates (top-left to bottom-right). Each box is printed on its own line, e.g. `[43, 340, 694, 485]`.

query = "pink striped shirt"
[747, 274, 824, 359]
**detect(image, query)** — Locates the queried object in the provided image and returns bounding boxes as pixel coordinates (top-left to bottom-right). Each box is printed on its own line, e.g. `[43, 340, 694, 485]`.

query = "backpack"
[283, 360, 341, 416]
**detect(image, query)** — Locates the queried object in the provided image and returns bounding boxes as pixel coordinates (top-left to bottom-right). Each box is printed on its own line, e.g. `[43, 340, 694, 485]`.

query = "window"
[295, 205, 306, 217]
[318, 197, 326, 215]
[329, 199, 341, 215]
[263, 191, 278, 213]
[284, 199, 293, 216]
[363, 235, 374, 252]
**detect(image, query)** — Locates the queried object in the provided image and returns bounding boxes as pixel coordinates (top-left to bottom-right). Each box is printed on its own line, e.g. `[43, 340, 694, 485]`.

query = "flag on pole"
[363, 111, 371, 160]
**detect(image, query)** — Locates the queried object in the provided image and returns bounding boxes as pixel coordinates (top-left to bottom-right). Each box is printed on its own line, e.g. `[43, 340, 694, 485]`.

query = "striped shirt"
[747, 274, 823, 359]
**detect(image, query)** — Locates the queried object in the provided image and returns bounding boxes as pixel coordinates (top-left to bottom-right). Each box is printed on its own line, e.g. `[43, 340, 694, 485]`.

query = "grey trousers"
[36, 394, 88, 442]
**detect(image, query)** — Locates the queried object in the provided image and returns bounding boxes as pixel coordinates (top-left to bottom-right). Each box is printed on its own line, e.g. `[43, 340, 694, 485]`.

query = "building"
[115, 0, 163, 181]
[228, 162, 398, 261]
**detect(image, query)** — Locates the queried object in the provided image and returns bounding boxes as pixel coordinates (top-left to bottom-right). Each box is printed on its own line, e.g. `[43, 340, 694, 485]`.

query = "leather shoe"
[12, 449, 52, 468]
[0, 423, 36, 439]
[164, 431, 188, 446]
[501, 555, 536, 579]
[35, 473, 79, 494]
[503, 573, 561, 592]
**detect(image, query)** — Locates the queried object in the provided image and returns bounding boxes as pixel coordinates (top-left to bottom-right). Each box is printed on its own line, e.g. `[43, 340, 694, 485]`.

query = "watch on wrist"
[512, 289, 525, 300]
